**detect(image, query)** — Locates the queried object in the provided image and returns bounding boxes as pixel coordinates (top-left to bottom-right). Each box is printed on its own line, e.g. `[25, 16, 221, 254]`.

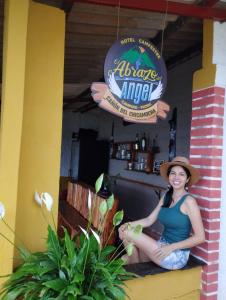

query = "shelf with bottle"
[126, 150, 153, 174]
[110, 141, 134, 161]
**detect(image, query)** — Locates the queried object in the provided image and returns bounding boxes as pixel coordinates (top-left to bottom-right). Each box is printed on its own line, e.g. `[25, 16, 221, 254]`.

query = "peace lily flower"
[34, 191, 42, 207]
[87, 190, 92, 211]
[0, 202, 5, 219]
[79, 226, 89, 240]
[41, 192, 53, 212]
[91, 228, 101, 245]
[34, 191, 53, 211]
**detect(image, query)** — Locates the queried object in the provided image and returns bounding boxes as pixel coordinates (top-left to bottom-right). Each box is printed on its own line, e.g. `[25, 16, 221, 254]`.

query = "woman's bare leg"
[121, 229, 162, 266]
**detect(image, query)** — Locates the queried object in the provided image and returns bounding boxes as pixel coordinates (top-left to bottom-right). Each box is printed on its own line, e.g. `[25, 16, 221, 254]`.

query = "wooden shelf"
[125, 168, 152, 174]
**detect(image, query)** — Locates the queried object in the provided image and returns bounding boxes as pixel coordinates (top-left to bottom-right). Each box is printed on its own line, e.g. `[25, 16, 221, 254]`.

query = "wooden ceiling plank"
[70, 2, 177, 21]
[73, 0, 226, 21]
[66, 23, 157, 37]
[204, 0, 220, 7]
[67, 12, 172, 29]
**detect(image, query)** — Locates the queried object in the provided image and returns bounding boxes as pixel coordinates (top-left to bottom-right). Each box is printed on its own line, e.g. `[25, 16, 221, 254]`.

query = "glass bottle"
[141, 132, 147, 151]
[134, 133, 140, 150]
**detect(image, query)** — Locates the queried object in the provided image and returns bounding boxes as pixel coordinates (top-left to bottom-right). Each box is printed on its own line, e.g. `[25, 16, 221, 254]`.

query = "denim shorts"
[157, 236, 190, 270]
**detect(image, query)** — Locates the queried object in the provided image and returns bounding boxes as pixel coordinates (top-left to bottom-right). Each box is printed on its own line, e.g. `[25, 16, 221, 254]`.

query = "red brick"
[190, 138, 223, 147]
[203, 264, 219, 273]
[192, 248, 219, 261]
[200, 293, 217, 300]
[201, 210, 220, 219]
[190, 148, 222, 157]
[192, 95, 225, 107]
[190, 187, 221, 199]
[190, 157, 222, 167]
[203, 220, 220, 231]
[196, 199, 221, 209]
[202, 272, 218, 283]
[191, 127, 223, 137]
[202, 282, 218, 293]
[191, 117, 223, 127]
[201, 242, 219, 251]
[192, 106, 224, 117]
[193, 86, 225, 98]
[204, 231, 220, 241]
[198, 179, 221, 189]
[197, 168, 222, 178]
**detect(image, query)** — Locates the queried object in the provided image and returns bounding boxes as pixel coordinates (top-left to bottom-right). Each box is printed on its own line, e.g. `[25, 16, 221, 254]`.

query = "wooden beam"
[73, 0, 226, 21]
[204, 0, 220, 7]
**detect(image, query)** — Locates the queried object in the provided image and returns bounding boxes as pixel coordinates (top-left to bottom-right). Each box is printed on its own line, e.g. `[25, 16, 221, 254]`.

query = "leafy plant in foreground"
[0, 174, 140, 299]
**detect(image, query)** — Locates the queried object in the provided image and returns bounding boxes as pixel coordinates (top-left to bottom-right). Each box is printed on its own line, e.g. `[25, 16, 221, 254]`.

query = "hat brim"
[160, 161, 200, 186]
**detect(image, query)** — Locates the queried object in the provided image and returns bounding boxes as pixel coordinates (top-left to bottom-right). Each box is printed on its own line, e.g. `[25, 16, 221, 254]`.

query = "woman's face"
[168, 165, 190, 190]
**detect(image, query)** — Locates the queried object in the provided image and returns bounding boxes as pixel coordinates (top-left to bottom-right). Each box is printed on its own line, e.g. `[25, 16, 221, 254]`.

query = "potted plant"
[0, 174, 141, 299]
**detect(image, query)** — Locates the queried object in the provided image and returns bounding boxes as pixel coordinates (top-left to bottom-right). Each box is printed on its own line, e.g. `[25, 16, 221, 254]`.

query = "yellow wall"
[15, 2, 65, 254]
[0, 0, 30, 279]
[193, 20, 216, 91]
[126, 267, 201, 300]
[0, 0, 65, 279]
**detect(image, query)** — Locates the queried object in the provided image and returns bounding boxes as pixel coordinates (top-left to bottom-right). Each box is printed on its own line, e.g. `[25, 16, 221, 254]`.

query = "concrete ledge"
[125, 255, 205, 276]
[125, 257, 204, 300]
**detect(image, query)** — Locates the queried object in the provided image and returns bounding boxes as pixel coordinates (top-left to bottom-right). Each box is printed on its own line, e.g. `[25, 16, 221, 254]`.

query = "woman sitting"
[118, 156, 205, 270]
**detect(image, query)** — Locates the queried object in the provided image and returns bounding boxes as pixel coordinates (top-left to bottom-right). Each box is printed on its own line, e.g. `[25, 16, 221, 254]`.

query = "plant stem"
[108, 241, 129, 266]
[2, 218, 26, 248]
[40, 206, 49, 225]
[51, 211, 57, 232]
[0, 232, 21, 253]
[103, 227, 114, 248]
[82, 240, 90, 275]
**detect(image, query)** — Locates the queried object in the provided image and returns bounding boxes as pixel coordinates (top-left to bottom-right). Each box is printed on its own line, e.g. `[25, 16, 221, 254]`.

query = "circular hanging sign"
[91, 37, 169, 123]
[105, 37, 167, 110]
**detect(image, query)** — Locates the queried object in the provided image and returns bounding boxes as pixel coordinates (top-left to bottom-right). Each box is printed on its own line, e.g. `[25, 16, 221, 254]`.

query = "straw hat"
[160, 156, 200, 186]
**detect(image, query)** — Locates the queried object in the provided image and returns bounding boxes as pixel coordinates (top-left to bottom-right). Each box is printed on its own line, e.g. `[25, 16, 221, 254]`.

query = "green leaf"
[43, 278, 67, 292]
[133, 224, 143, 235]
[99, 200, 107, 216]
[64, 227, 76, 262]
[126, 243, 134, 256]
[47, 225, 61, 265]
[100, 245, 116, 260]
[113, 210, 124, 226]
[95, 173, 104, 193]
[18, 246, 32, 261]
[107, 194, 114, 210]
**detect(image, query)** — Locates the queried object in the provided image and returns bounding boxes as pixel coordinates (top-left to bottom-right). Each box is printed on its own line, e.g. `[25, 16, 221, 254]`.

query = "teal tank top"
[158, 194, 192, 246]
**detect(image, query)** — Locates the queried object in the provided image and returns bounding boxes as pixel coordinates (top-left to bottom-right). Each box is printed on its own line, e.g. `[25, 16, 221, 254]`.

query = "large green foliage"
[0, 174, 136, 300]
[0, 225, 134, 300]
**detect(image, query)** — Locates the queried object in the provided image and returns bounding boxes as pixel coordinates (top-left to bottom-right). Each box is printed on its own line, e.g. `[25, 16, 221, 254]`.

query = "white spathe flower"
[91, 228, 101, 245]
[0, 202, 5, 219]
[41, 192, 53, 212]
[79, 226, 89, 240]
[87, 190, 92, 211]
[34, 191, 43, 207]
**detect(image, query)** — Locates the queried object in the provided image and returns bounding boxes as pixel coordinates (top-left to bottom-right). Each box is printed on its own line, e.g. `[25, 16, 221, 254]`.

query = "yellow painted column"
[193, 19, 216, 90]
[15, 2, 65, 253]
[0, 0, 30, 280]
[0, 0, 65, 280]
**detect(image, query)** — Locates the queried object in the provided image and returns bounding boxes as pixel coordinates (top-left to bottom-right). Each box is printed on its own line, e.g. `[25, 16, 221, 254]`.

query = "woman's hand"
[153, 244, 174, 261]
[118, 223, 131, 240]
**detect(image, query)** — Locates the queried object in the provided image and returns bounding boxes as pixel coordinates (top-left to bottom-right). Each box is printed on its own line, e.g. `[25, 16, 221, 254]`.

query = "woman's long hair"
[162, 165, 191, 208]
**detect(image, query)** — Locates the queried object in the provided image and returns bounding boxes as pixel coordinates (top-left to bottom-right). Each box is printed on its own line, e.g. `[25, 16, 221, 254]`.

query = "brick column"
[189, 86, 225, 300]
